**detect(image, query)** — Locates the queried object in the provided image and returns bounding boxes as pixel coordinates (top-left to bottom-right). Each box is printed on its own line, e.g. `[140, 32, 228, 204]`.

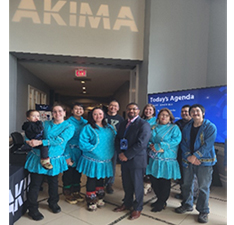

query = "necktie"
[126, 120, 131, 129]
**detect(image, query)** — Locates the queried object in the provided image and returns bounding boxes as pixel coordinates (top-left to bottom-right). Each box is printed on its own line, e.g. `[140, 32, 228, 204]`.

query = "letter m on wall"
[79, 3, 110, 29]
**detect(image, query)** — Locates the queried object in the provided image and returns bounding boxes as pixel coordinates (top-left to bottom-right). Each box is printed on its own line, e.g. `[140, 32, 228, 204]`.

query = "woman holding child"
[24, 103, 75, 221]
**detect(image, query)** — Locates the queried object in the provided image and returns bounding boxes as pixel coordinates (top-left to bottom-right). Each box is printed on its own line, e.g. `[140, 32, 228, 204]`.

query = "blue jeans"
[182, 164, 213, 214]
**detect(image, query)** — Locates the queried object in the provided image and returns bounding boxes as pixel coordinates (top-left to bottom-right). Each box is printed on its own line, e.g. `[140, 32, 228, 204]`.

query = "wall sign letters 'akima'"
[12, 0, 139, 32]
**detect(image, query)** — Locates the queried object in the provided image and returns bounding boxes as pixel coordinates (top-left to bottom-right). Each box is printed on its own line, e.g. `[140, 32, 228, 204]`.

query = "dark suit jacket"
[115, 116, 151, 169]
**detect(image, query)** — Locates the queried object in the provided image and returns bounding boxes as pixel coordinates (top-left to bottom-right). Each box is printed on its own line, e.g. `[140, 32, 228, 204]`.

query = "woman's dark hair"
[141, 104, 156, 119]
[88, 107, 108, 129]
[156, 108, 175, 124]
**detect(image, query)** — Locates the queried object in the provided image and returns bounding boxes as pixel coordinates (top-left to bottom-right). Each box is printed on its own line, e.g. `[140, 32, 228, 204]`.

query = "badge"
[120, 138, 128, 150]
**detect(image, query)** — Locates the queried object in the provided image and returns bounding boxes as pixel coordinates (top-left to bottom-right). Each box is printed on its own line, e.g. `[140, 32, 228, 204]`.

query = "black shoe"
[175, 205, 193, 214]
[28, 210, 44, 221]
[151, 202, 167, 212]
[175, 193, 183, 200]
[49, 204, 61, 213]
[106, 184, 114, 194]
[150, 201, 156, 207]
[198, 213, 208, 223]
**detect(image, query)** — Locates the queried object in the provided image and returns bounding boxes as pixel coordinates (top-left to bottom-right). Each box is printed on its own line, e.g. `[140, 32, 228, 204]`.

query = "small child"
[22, 110, 53, 170]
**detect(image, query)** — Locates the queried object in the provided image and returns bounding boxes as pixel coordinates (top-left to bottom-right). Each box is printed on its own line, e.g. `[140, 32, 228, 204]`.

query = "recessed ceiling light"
[81, 81, 85, 84]
[82, 87, 86, 89]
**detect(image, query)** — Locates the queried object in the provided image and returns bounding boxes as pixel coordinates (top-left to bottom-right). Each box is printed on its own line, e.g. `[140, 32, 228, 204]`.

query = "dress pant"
[150, 176, 171, 206]
[121, 163, 145, 211]
[27, 173, 59, 212]
[62, 166, 82, 192]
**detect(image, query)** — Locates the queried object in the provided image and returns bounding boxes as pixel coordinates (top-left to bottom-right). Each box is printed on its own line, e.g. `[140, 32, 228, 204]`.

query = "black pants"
[150, 176, 171, 205]
[27, 173, 59, 212]
[121, 163, 145, 211]
[38, 145, 49, 159]
[177, 148, 184, 192]
[62, 166, 82, 192]
[86, 177, 104, 192]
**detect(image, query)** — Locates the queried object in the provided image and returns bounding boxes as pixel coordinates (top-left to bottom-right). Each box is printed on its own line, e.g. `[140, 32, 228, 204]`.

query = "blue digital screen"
[148, 86, 227, 143]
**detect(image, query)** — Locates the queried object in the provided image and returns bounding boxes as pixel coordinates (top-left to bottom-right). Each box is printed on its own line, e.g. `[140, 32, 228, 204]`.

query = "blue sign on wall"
[148, 86, 227, 143]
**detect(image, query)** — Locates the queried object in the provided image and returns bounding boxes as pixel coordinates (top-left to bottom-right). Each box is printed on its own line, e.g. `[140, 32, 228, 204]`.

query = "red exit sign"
[75, 69, 87, 77]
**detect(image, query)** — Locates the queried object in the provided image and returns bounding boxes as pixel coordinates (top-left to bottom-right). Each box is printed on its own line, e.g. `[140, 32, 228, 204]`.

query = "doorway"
[11, 52, 141, 121]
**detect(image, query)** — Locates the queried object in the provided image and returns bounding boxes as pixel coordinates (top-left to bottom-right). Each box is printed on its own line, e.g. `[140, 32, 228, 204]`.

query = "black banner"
[9, 166, 30, 225]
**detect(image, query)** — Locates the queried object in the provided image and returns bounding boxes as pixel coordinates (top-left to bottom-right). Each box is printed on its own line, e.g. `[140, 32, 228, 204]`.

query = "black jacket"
[115, 117, 151, 169]
[22, 121, 44, 140]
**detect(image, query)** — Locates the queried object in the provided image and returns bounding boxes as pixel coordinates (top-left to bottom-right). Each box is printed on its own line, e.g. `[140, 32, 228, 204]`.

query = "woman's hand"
[26, 139, 42, 147]
[66, 158, 74, 166]
[157, 149, 164, 153]
[150, 144, 164, 153]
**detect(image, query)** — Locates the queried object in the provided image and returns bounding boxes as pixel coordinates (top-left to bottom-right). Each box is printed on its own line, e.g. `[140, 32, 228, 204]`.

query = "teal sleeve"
[78, 125, 98, 152]
[42, 124, 75, 147]
[154, 125, 182, 151]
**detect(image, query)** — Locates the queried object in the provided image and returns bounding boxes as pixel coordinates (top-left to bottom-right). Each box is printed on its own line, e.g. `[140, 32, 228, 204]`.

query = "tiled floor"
[15, 165, 227, 225]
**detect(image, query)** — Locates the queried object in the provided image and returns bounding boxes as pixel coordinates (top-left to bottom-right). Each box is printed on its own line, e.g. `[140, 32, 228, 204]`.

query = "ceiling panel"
[13, 52, 138, 99]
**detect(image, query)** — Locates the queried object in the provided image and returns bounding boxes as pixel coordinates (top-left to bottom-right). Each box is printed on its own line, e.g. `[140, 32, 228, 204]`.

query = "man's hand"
[193, 158, 201, 165]
[119, 153, 128, 161]
[187, 155, 196, 164]
[187, 155, 201, 165]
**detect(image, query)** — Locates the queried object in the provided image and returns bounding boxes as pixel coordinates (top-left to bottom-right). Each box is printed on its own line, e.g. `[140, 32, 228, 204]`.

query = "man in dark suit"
[113, 102, 151, 220]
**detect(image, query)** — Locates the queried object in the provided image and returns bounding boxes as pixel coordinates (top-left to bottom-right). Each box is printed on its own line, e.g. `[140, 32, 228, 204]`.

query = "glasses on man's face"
[127, 108, 139, 111]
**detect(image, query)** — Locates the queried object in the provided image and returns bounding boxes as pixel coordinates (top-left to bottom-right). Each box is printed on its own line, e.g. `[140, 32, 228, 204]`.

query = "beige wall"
[9, 0, 145, 60]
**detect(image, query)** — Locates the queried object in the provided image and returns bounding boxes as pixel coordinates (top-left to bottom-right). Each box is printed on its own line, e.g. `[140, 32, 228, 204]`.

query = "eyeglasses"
[127, 108, 139, 111]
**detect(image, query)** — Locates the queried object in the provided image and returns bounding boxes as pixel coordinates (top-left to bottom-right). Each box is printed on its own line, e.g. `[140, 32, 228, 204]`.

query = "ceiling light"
[81, 81, 85, 84]
[82, 87, 86, 89]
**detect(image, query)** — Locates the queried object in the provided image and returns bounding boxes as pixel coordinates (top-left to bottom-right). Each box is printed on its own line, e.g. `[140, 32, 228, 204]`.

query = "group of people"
[23, 100, 217, 224]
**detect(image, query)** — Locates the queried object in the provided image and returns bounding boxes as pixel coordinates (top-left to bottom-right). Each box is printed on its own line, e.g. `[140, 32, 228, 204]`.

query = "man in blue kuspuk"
[175, 104, 217, 224]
